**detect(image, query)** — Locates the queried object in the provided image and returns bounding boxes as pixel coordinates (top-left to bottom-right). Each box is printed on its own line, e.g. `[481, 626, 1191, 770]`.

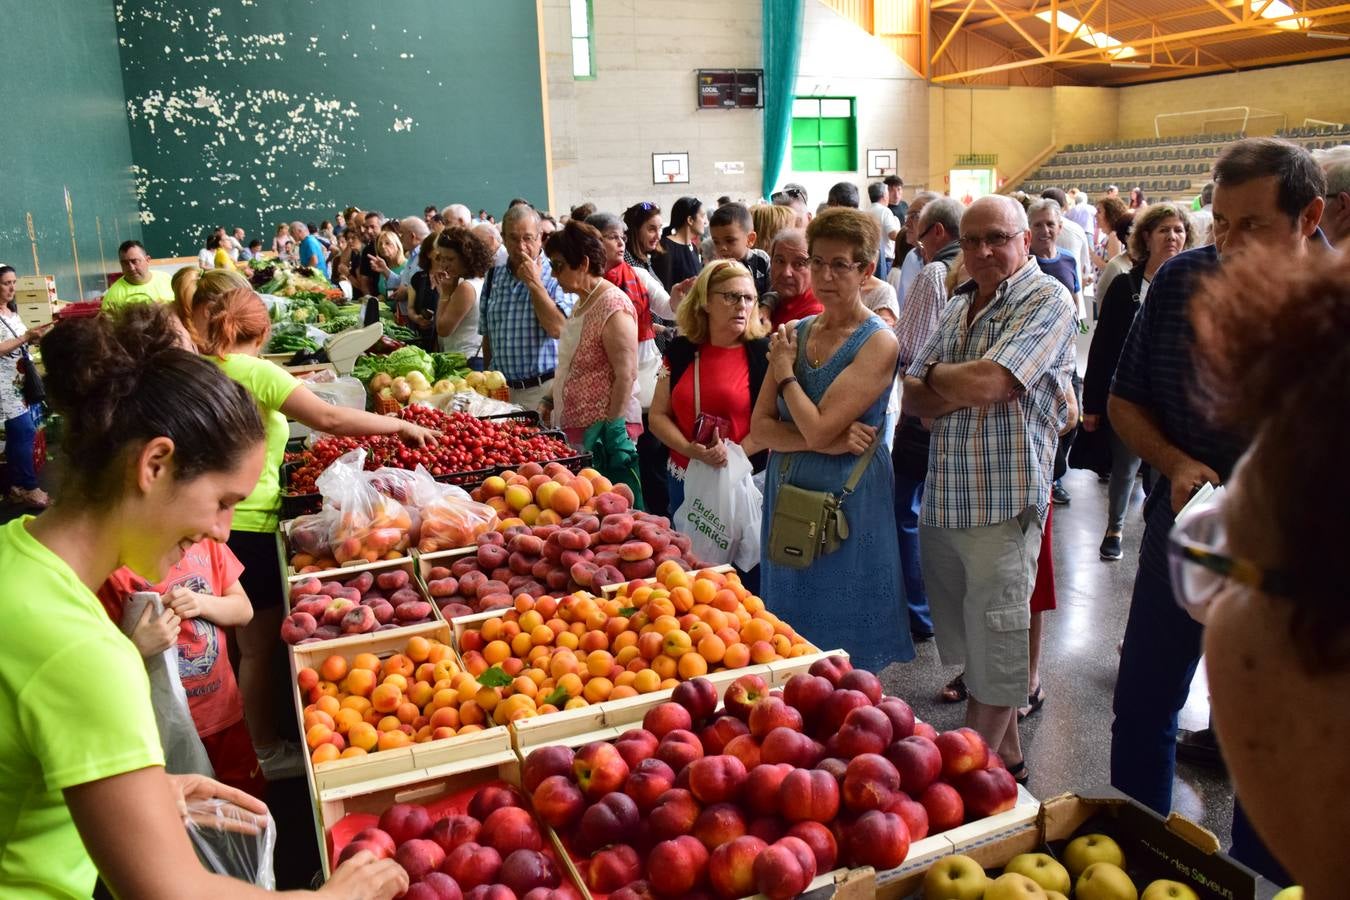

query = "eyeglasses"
[916, 223, 936, 243]
[958, 230, 1024, 252]
[1167, 497, 1290, 614]
[808, 257, 866, 279]
[711, 290, 757, 307]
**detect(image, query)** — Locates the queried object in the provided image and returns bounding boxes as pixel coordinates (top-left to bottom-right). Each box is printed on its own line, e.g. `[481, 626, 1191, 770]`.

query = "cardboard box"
[876, 790, 1280, 900]
[289, 620, 506, 796]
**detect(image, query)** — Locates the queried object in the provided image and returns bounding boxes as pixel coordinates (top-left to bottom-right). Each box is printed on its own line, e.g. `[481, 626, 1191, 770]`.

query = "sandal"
[939, 673, 968, 703]
[1007, 759, 1030, 785]
[1018, 685, 1046, 721]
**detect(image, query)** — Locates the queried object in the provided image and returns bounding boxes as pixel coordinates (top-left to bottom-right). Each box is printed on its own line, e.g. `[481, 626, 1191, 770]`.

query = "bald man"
[901, 195, 1077, 778]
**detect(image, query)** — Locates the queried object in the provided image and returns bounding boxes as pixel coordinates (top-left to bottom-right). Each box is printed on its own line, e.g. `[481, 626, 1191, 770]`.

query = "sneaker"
[1051, 483, 1071, 505]
[255, 740, 306, 781]
[1099, 534, 1123, 560]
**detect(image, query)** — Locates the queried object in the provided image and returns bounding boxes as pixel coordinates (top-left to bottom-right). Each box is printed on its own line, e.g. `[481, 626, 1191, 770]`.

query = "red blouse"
[667, 342, 752, 470]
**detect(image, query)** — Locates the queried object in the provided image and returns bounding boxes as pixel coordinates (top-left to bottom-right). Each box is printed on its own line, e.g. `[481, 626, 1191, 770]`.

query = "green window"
[790, 97, 856, 172]
[570, 0, 594, 79]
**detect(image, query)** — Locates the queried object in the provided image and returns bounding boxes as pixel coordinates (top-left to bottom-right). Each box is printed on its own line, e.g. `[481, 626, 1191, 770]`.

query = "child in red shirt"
[98, 539, 266, 799]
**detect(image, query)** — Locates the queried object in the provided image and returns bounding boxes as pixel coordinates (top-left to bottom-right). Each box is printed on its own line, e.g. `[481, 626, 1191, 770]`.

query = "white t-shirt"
[439, 277, 483, 358]
[868, 203, 902, 259]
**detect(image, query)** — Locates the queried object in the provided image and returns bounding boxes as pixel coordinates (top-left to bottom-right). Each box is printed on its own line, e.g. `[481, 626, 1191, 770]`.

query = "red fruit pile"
[334, 783, 579, 900]
[519, 663, 1020, 899]
[429, 505, 703, 618]
[286, 408, 574, 495]
[282, 568, 435, 645]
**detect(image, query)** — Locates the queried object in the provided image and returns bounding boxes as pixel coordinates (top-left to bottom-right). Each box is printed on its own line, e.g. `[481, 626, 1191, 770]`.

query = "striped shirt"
[894, 259, 951, 370]
[1109, 244, 1245, 579]
[908, 259, 1078, 529]
[478, 257, 574, 381]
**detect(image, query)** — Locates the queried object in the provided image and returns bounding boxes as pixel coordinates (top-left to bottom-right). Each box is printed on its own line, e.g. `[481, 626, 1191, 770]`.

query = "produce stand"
[279, 553, 446, 645]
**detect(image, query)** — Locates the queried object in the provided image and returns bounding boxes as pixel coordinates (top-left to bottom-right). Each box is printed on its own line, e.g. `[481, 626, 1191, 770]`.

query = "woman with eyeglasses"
[751, 208, 910, 673]
[648, 260, 769, 513]
[1170, 250, 1348, 899]
[543, 221, 641, 448]
[1085, 203, 1194, 561]
[654, 197, 706, 293]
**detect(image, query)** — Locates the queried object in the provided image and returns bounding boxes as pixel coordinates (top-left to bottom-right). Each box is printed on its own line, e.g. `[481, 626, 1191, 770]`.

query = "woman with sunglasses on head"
[1172, 250, 1350, 900]
[0, 304, 406, 898]
[751, 208, 909, 673]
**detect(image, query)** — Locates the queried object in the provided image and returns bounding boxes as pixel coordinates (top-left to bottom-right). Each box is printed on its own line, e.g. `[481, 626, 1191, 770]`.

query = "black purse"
[1, 316, 44, 406]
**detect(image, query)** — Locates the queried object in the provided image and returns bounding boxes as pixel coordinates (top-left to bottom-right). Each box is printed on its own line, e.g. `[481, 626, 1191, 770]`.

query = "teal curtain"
[762, 0, 805, 198]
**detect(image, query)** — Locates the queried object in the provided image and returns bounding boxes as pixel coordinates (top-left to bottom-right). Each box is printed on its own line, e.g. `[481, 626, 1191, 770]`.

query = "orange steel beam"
[930, 0, 980, 66]
[950, 0, 1256, 36]
[1103, 42, 1350, 82]
[931, 2, 1350, 80]
[982, 0, 1050, 55]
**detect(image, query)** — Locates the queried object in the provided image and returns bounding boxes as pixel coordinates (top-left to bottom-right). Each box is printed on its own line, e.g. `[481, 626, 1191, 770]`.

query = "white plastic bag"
[120, 592, 215, 778]
[673, 443, 762, 570]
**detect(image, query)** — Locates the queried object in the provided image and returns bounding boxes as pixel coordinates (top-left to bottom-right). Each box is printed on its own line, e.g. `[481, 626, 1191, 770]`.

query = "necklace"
[574, 279, 605, 315]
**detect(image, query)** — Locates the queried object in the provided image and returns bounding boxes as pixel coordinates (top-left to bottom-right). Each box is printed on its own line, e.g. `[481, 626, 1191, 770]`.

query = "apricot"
[371, 683, 403, 714]
[504, 484, 533, 512]
[382, 654, 414, 679]
[320, 655, 349, 683]
[723, 643, 751, 668]
[312, 743, 341, 764]
[697, 634, 727, 664]
[750, 641, 777, 664]
[550, 486, 580, 517]
[348, 722, 379, 751]
[377, 730, 411, 751]
[678, 653, 709, 679]
[306, 723, 334, 749]
[297, 667, 320, 692]
[406, 636, 432, 663]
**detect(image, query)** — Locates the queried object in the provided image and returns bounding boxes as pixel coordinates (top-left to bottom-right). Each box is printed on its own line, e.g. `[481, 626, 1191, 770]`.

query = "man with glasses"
[761, 229, 820, 329]
[101, 241, 174, 315]
[1107, 137, 1327, 880]
[891, 197, 963, 643]
[901, 196, 1078, 780]
[888, 191, 940, 309]
[1312, 144, 1349, 244]
[479, 204, 573, 413]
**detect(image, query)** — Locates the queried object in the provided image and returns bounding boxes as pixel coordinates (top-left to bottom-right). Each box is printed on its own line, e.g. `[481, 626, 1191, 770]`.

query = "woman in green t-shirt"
[188, 287, 435, 780]
[0, 304, 406, 898]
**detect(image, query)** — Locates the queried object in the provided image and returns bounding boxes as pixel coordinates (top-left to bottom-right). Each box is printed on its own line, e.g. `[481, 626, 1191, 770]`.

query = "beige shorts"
[919, 506, 1043, 708]
[510, 379, 555, 416]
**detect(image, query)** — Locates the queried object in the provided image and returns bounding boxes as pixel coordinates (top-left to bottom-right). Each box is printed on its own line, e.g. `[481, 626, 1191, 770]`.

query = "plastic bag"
[184, 797, 276, 888]
[418, 491, 499, 553]
[286, 511, 335, 559]
[316, 451, 413, 564]
[120, 592, 215, 778]
[673, 443, 762, 570]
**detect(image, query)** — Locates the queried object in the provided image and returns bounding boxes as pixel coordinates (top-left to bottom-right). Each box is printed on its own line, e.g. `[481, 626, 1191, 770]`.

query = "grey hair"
[919, 198, 964, 237]
[288, 221, 309, 237]
[770, 228, 807, 252]
[1313, 144, 1350, 196]
[400, 216, 430, 240]
[911, 190, 941, 207]
[585, 212, 623, 234]
[473, 222, 501, 250]
[441, 204, 472, 226]
[502, 203, 540, 231]
[1026, 198, 1062, 223]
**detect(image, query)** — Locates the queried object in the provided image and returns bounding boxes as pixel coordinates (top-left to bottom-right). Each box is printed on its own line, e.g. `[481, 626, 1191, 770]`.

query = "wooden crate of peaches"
[513, 659, 1031, 900]
[423, 464, 705, 619]
[452, 565, 819, 724]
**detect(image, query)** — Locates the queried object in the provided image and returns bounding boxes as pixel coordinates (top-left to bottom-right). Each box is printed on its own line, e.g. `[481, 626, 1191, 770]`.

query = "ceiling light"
[1307, 30, 1350, 40]
[1035, 10, 1137, 58]
[1110, 61, 1151, 68]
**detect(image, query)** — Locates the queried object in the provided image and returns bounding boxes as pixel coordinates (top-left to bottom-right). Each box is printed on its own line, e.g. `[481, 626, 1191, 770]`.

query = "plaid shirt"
[908, 259, 1078, 529]
[894, 258, 951, 370]
[478, 257, 573, 381]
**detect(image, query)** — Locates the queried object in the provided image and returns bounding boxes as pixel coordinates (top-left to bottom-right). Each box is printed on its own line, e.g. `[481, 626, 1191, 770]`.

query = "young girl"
[0, 303, 405, 898]
[98, 537, 265, 799]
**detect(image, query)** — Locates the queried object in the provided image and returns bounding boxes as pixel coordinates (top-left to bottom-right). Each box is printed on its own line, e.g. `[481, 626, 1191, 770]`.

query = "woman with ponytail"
[171, 265, 251, 347]
[189, 288, 436, 779]
[0, 303, 407, 898]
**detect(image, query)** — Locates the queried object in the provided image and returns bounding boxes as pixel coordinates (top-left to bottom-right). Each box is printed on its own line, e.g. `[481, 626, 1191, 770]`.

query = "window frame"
[569, 0, 595, 81]
[789, 96, 858, 173]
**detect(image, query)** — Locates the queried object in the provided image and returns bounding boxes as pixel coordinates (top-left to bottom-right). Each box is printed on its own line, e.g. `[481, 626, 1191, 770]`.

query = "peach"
[876, 697, 916, 741]
[761, 727, 824, 769]
[655, 729, 704, 773]
[919, 782, 965, 833]
[786, 821, 838, 873]
[468, 784, 526, 821]
[613, 728, 660, 769]
[580, 791, 641, 851]
[499, 848, 561, 896]
[642, 702, 693, 740]
[780, 768, 840, 823]
[935, 727, 990, 779]
[573, 741, 630, 799]
[395, 838, 446, 881]
[281, 612, 318, 644]
[428, 815, 481, 855]
[818, 689, 872, 737]
[522, 744, 574, 793]
[753, 836, 817, 900]
[531, 775, 585, 830]
[722, 733, 763, 771]
[807, 655, 853, 686]
[687, 754, 748, 805]
[743, 763, 795, 818]
[443, 842, 502, 889]
[409, 873, 463, 900]
[842, 753, 902, 812]
[648, 788, 701, 840]
[835, 705, 895, 758]
[646, 834, 710, 897]
[623, 757, 677, 812]
[337, 839, 391, 865]
[708, 834, 767, 899]
[692, 801, 748, 851]
[349, 827, 396, 858]
[587, 844, 642, 894]
[884, 735, 943, 796]
[748, 697, 804, 740]
[844, 810, 910, 871]
[782, 673, 835, 723]
[955, 766, 1018, 818]
[886, 795, 930, 841]
[722, 674, 767, 722]
[377, 802, 431, 845]
[480, 806, 542, 856]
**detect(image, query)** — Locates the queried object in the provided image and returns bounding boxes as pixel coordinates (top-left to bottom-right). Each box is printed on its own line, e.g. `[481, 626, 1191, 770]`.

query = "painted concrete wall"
[542, 0, 763, 218]
[0, 1, 141, 299]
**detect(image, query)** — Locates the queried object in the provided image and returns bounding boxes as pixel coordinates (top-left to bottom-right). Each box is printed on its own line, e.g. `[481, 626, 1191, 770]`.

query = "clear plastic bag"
[417, 490, 499, 553]
[286, 511, 335, 559]
[316, 451, 413, 564]
[184, 797, 276, 888]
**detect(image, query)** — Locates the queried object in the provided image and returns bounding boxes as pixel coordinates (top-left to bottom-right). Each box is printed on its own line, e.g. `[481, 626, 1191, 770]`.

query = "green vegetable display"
[432, 352, 469, 381]
[266, 323, 321, 355]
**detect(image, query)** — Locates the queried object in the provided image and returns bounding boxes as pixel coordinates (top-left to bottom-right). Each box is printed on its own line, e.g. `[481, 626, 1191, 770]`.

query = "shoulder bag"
[0, 315, 45, 406]
[767, 435, 879, 569]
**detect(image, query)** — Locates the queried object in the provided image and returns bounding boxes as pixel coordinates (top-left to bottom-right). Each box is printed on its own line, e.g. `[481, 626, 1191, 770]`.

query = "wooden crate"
[280, 553, 447, 653]
[278, 517, 414, 582]
[289, 620, 506, 795]
[411, 545, 476, 613]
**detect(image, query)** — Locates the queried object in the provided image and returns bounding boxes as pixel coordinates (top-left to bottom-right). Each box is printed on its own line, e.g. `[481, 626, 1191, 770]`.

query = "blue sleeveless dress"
[759, 315, 913, 672]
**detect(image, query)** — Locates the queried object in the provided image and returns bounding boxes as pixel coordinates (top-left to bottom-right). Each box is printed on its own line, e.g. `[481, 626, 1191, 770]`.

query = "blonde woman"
[170, 266, 250, 348]
[648, 259, 769, 514]
[374, 230, 407, 300]
[751, 203, 794, 251]
[270, 223, 291, 256]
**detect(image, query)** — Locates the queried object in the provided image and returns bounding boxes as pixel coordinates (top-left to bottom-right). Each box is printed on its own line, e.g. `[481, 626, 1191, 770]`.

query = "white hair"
[473, 222, 501, 251]
[289, 221, 309, 237]
[1026, 198, 1062, 223]
[400, 216, 430, 240]
[441, 204, 472, 227]
[1313, 144, 1350, 196]
[502, 203, 540, 232]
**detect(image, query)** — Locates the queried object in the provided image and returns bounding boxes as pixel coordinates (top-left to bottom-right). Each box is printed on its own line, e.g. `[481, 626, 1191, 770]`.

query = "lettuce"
[384, 346, 435, 381]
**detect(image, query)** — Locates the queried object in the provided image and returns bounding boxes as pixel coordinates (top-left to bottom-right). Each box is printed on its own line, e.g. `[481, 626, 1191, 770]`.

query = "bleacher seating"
[1019, 125, 1350, 199]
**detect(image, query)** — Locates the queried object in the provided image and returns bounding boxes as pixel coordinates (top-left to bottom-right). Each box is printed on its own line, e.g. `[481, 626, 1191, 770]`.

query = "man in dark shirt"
[355, 210, 386, 298]
[1108, 137, 1327, 880]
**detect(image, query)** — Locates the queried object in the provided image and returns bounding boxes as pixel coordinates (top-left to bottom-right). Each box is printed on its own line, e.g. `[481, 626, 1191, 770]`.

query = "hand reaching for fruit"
[397, 421, 438, 448]
[319, 849, 409, 900]
[130, 603, 181, 657]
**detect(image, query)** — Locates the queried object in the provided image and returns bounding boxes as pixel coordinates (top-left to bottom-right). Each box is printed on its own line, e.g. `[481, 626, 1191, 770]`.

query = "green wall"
[0, 2, 142, 300]
[116, 0, 551, 255]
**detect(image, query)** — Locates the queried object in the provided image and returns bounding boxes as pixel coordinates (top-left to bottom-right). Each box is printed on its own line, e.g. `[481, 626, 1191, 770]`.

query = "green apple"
[1046, 893, 1068, 900]
[1076, 862, 1139, 900]
[1141, 879, 1200, 900]
[1271, 888, 1303, 900]
[922, 853, 991, 900]
[1004, 853, 1071, 894]
[1063, 833, 1127, 879]
[984, 872, 1048, 900]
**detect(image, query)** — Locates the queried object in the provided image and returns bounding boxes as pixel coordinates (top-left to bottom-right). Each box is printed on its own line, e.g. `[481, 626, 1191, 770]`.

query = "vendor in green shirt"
[0, 303, 406, 899]
[100, 240, 174, 314]
[186, 287, 436, 780]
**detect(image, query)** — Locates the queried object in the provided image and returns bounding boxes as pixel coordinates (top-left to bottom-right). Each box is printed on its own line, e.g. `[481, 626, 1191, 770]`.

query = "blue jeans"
[1110, 555, 1290, 885]
[893, 467, 931, 634]
[5, 408, 38, 490]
